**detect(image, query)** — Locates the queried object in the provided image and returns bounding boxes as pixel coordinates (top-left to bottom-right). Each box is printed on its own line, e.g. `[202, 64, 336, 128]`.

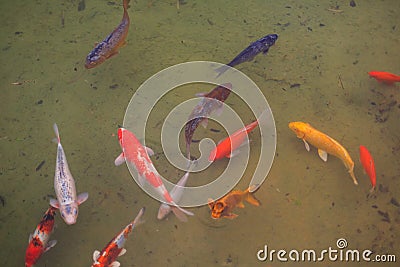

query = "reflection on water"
[1, 0, 399, 266]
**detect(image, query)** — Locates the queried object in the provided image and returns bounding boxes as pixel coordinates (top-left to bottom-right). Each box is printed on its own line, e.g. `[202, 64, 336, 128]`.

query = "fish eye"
[74, 208, 78, 216]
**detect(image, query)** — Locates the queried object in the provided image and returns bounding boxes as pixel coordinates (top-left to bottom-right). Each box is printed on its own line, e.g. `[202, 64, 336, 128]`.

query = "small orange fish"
[85, 0, 130, 69]
[359, 145, 376, 193]
[289, 121, 358, 185]
[368, 71, 400, 85]
[208, 186, 260, 219]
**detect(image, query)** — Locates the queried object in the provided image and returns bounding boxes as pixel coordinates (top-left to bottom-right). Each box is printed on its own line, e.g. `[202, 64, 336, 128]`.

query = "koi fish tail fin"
[133, 207, 145, 226]
[123, 0, 130, 10]
[245, 187, 261, 207]
[215, 64, 230, 78]
[171, 204, 194, 222]
[349, 169, 358, 185]
[257, 109, 270, 126]
[53, 123, 60, 143]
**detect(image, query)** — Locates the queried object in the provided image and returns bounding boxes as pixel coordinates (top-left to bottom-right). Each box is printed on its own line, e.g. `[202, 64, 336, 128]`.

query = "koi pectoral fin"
[302, 139, 310, 151]
[114, 152, 125, 166]
[93, 250, 100, 261]
[106, 51, 120, 59]
[118, 248, 127, 256]
[44, 240, 57, 252]
[144, 146, 154, 157]
[109, 261, 121, 267]
[318, 149, 328, 162]
[225, 213, 239, 219]
[49, 198, 60, 209]
[77, 192, 89, 205]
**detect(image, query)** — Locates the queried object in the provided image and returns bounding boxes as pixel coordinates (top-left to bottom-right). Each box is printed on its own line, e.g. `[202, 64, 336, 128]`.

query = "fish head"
[208, 199, 226, 219]
[59, 203, 79, 225]
[85, 45, 106, 69]
[288, 122, 308, 139]
[368, 71, 379, 78]
[263, 34, 279, 46]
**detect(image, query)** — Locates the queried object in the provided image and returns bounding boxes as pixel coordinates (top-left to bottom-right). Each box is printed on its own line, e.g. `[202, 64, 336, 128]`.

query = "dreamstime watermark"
[257, 238, 397, 263]
[122, 61, 276, 206]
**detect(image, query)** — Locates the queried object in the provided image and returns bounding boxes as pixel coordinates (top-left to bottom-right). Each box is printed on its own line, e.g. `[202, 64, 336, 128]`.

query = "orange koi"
[209, 110, 269, 161]
[85, 0, 130, 69]
[368, 71, 400, 85]
[359, 145, 376, 192]
[289, 121, 358, 185]
[25, 206, 57, 267]
[208, 186, 260, 219]
[91, 207, 145, 267]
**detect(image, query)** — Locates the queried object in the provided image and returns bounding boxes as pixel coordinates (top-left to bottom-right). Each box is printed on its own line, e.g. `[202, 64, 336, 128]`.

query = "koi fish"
[215, 33, 278, 76]
[368, 71, 400, 85]
[209, 109, 269, 161]
[85, 0, 130, 69]
[184, 83, 232, 162]
[288, 121, 358, 185]
[115, 128, 194, 222]
[208, 185, 260, 219]
[157, 172, 190, 220]
[91, 207, 145, 267]
[359, 145, 376, 192]
[50, 123, 89, 225]
[25, 206, 57, 267]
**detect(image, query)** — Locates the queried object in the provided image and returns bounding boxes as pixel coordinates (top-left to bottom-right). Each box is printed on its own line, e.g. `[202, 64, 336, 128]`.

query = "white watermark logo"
[122, 61, 276, 206]
[257, 238, 396, 263]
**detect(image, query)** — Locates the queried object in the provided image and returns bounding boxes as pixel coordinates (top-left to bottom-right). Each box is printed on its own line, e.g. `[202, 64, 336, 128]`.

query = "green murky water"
[1, 0, 399, 266]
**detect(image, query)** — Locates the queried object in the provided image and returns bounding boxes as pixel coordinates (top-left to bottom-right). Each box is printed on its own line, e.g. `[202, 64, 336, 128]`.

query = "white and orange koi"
[91, 207, 145, 267]
[115, 128, 194, 222]
[50, 123, 88, 225]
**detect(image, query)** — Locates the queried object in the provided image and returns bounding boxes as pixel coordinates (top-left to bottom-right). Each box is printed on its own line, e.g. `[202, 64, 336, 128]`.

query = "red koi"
[85, 0, 130, 69]
[25, 206, 57, 267]
[359, 145, 376, 192]
[209, 110, 269, 161]
[91, 207, 145, 267]
[368, 71, 400, 85]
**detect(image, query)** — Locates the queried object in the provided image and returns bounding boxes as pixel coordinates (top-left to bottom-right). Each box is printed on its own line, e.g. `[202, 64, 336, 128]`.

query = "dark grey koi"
[216, 33, 278, 76]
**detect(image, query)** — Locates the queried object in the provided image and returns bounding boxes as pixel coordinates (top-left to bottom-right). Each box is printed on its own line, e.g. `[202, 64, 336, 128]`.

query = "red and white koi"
[50, 123, 88, 225]
[25, 206, 57, 267]
[157, 171, 190, 220]
[115, 128, 194, 222]
[91, 207, 145, 267]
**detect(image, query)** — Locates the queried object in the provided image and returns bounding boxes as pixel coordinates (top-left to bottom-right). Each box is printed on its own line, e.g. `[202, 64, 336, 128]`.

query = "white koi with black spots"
[50, 123, 88, 225]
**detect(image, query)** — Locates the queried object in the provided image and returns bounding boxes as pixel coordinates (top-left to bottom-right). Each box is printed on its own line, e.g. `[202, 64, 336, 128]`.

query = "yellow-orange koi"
[289, 121, 358, 185]
[208, 186, 260, 219]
